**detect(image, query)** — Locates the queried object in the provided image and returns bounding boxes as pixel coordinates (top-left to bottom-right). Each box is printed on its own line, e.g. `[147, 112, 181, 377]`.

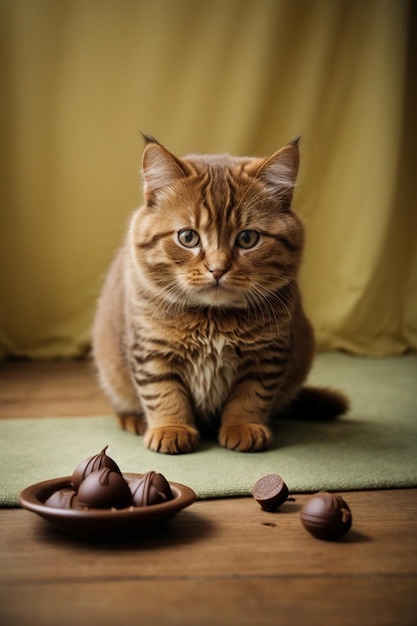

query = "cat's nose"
[205, 254, 229, 281]
[211, 269, 225, 281]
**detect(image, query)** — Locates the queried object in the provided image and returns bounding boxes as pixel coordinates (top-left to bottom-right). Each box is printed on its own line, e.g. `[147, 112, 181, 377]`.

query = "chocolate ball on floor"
[252, 474, 289, 511]
[300, 492, 352, 540]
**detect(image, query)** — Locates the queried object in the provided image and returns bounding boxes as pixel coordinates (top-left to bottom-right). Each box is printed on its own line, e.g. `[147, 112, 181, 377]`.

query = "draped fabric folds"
[0, 0, 416, 358]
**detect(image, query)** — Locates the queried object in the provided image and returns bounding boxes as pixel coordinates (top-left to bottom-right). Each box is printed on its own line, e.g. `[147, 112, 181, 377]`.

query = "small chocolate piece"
[300, 492, 352, 540]
[44, 488, 79, 510]
[77, 468, 132, 509]
[71, 446, 122, 491]
[128, 471, 174, 507]
[252, 474, 289, 511]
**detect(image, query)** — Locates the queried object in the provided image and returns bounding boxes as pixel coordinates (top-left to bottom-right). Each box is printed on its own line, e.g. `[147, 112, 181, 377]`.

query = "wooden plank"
[1, 491, 416, 584]
[0, 360, 112, 418]
[1, 577, 416, 626]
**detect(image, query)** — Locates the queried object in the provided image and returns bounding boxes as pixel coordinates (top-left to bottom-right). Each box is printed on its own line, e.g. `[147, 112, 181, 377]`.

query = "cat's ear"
[249, 139, 300, 207]
[141, 135, 187, 202]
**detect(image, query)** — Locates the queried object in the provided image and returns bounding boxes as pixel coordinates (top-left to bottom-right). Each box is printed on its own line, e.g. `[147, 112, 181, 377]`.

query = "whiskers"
[142, 270, 193, 320]
[241, 278, 296, 332]
[142, 262, 297, 337]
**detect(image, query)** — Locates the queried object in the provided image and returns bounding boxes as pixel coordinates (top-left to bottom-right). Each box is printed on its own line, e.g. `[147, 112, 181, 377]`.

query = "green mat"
[1, 353, 416, 506]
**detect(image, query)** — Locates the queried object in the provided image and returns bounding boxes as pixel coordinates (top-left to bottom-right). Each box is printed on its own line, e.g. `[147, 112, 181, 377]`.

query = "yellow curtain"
[1, 0, 415, 358]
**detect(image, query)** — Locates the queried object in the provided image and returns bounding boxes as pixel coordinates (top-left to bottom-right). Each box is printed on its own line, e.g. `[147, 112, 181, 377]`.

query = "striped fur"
[92, 138, 348, 454]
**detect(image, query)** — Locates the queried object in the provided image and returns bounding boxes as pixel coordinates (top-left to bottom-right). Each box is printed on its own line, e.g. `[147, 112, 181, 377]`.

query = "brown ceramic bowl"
[19, 473, 196, 538]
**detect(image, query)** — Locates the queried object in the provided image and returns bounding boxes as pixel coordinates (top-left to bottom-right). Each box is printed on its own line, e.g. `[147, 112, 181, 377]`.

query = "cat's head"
[130, 136, 304, 310]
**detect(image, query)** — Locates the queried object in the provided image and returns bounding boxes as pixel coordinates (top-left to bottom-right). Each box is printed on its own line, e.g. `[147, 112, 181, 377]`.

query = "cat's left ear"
[249, 138, 300, 207]
[141, 135, 187, 203]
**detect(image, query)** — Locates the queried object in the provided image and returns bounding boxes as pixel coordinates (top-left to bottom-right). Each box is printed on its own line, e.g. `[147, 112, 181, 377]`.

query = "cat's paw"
[219, 423, 272, 452]
[117, 413, 147, 435]
[143, 425, 199, 454]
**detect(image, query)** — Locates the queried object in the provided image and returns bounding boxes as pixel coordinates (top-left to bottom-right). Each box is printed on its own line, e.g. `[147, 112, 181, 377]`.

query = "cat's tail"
[285, 386, 350, 421]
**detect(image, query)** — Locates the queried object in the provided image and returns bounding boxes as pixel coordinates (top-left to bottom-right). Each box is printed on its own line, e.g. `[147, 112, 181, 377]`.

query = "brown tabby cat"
[92, 136, 348, 454]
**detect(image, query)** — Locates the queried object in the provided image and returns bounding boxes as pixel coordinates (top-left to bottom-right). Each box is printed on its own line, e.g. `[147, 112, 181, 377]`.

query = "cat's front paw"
[219, 423, 272, 452]
[143, 425, 199, 454]
[117, 413, 147, 435]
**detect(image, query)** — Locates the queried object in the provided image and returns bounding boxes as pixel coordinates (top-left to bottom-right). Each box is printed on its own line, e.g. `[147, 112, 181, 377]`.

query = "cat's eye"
[178, 229, 200, 248]
[236, 230, 260, 249]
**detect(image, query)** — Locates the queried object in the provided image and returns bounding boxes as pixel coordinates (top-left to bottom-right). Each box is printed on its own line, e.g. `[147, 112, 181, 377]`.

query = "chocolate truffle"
[300, 492, 352, 540]
[71, 446, 122, 491]
[128, 471, 173, 507]
[252, 474, 289, 511]
[77, 468, 132, 509]
[44, 488, 79, 510]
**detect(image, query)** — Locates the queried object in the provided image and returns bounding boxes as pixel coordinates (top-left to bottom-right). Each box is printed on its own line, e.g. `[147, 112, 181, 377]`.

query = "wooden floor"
[0, 360, 416, 626]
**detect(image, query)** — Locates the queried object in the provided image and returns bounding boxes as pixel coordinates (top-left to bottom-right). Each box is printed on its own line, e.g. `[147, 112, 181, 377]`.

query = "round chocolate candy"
[77, 468, 132, 509]
[44, 488, 79, 510]
[128, 471, 174, 507]
[252, 474, 289, 511]
[300, 492, 352, 540]
[71, 445, 122, 491]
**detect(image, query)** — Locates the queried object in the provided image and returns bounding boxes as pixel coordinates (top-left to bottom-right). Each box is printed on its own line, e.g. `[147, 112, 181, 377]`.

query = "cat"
[92, 135, 348, 454]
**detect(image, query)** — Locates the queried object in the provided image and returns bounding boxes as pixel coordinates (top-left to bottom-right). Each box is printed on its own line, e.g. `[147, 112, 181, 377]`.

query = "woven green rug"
[1, 353, 416, 506]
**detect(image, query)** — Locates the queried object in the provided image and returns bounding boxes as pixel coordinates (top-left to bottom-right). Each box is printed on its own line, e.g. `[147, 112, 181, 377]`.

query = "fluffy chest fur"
[131, 308, 243, 420]
[179, 320, 239, 418]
